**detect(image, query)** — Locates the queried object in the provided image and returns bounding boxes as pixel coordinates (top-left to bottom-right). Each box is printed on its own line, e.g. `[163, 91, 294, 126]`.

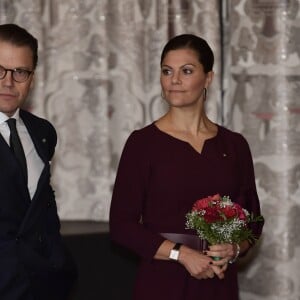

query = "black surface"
[63, 233, 138, 300]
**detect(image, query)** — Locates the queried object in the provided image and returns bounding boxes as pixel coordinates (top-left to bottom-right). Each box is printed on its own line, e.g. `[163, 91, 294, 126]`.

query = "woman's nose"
[171, 73, 181, 84]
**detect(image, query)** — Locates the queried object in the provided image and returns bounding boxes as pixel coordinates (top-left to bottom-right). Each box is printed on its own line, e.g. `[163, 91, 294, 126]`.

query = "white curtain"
[0, 0, 221, 220]
[225, 0, 300, 299]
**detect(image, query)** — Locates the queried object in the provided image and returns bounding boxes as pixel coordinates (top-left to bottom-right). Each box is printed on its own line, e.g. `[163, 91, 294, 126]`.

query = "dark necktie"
[6, 118, 28, 183]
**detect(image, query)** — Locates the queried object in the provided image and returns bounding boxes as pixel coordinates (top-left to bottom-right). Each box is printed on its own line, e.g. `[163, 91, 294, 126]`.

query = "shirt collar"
[0, 109, 21, 125]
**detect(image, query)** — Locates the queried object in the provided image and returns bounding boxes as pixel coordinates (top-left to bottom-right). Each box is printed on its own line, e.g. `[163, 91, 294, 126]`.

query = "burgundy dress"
[109, 123, 263, 300]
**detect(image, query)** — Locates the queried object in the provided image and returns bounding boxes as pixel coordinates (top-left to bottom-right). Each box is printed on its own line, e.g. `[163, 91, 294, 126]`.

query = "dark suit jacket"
[0, 110, 77, 300]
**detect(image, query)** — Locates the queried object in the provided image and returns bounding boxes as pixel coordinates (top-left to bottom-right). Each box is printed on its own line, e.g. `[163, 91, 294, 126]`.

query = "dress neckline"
[151, 122, 220, 155]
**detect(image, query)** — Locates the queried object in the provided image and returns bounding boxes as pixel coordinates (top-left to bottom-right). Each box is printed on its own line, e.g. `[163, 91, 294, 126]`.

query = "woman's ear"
[205, 71, 214, 88]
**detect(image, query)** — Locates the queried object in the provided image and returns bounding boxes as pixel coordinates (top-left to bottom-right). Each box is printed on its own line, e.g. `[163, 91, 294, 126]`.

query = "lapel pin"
[42, 138, 46, 143]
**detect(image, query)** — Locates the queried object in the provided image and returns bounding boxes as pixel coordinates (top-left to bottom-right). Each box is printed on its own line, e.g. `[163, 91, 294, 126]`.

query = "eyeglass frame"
[0, 65, 34, 83]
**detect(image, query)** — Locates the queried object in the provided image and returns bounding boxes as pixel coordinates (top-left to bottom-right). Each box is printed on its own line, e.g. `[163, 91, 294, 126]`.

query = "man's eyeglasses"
[0, 65, 33, 83]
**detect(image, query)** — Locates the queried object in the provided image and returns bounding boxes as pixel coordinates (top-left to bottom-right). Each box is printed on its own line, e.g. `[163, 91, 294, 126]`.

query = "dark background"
[62, 221, 138, 300]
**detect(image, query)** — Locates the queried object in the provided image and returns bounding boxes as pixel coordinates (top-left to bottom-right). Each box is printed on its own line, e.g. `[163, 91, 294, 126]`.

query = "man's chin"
[0, 106, 19, 117]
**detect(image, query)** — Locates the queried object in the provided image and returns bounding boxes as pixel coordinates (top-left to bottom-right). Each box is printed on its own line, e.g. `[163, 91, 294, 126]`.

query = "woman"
[109, 34, 264, 299]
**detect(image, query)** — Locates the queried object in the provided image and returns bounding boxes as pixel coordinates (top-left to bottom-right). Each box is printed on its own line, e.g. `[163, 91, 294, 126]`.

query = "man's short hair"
[0, 23, 38, 69]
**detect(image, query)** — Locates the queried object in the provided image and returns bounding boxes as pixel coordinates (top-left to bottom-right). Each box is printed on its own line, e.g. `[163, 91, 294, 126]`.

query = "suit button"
[15, 237, 20, 243]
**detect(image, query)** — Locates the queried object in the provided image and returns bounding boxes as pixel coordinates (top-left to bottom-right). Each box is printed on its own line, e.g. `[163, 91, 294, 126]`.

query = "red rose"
[192, 194, 221, 211]
[211, 194, 222, 201]
[192, 197, 210, 211]
[232, 203, 247, 220]
[222, 206, 238, 219]
[203, 207, 223, 223]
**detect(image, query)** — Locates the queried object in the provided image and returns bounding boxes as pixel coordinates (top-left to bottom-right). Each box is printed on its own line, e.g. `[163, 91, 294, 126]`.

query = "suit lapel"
[20, 111, 50, 200]
[18, 112, 51, 233]
[20, 112, 48, 164]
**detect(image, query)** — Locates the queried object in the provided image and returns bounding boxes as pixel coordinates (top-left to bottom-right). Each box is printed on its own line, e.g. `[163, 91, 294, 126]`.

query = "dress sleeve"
[235, 134, 264, 240]
[109, 131, 165, 260]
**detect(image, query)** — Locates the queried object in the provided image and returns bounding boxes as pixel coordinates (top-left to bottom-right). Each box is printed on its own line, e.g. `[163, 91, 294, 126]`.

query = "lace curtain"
[225, 1, 300, 299]
[1, 1, 300, 299]
[0, 0, 222, 220]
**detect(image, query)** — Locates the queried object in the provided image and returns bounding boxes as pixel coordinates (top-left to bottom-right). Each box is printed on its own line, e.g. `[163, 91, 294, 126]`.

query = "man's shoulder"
[20, 109, 55, 130]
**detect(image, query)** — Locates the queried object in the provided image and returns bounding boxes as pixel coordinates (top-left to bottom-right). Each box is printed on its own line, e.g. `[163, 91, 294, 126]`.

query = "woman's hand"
[205, 243, 238, 279]
[207, 243, 236, 262]
[209, 259, 228, 279]
[155, 240, 246, 280]
[178, 245, 214, 279]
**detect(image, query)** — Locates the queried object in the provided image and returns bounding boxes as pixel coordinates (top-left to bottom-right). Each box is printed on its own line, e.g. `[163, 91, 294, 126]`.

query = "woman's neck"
[160, 109, 216, 136]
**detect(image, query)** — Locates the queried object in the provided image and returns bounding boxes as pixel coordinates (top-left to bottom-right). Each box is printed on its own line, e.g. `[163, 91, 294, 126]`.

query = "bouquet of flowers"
[185, 194, 263, 245]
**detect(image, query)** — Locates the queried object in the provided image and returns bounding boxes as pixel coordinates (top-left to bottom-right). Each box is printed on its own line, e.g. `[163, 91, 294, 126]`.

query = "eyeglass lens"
[0, 65, 31, 82]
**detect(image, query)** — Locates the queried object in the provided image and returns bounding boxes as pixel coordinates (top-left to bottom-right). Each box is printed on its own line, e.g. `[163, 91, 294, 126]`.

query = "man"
[0, 24, 77, 300]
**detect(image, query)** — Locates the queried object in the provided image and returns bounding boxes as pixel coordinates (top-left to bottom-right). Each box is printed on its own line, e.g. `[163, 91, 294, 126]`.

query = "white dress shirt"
[0, 110, 44, 199]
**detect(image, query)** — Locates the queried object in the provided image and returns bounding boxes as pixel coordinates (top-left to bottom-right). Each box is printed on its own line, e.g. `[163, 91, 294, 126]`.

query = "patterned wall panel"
[226, 0, 300, 299]
[0, 0, 222, 221]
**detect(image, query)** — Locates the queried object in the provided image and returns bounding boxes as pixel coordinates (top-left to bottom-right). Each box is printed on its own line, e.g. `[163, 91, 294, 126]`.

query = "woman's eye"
[161, 69, 172, 75]
[183, 68, 192, 74]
